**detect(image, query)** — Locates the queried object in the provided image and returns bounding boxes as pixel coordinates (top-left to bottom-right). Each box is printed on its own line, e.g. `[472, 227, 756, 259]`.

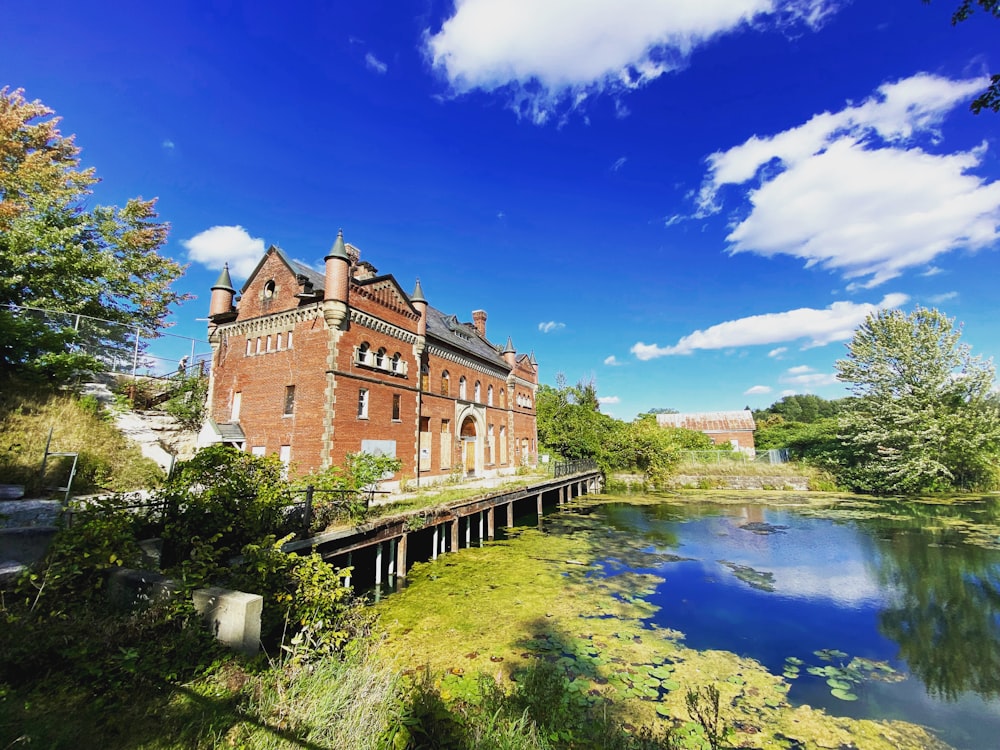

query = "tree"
[924, 0, 1000, 113]
[0, 87, 186, 380]
[835, 307, 1000, 493]
[536, 376, 614, 461]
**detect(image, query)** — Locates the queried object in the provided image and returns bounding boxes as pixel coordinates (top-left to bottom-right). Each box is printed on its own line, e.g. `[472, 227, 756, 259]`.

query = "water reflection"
[572, 495, 1000, 749]
[866, 509, 1000, 700]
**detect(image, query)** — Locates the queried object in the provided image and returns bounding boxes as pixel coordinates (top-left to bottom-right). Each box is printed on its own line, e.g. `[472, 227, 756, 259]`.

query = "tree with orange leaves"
[0, 87, 186, 380]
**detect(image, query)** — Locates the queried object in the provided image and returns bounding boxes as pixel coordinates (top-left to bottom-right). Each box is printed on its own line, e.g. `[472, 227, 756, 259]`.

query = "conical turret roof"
[410, 278, 426, 303]
[212, 263, 235, 292]
[325, 228, 349, 261]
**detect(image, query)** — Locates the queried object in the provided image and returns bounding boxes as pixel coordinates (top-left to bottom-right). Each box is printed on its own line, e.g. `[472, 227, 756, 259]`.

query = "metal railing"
[553, 459, 600, 478]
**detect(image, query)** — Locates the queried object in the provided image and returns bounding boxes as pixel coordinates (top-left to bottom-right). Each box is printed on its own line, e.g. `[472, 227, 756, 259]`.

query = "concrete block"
[106, 567, 178, 610]
[193, 586, 262, 655]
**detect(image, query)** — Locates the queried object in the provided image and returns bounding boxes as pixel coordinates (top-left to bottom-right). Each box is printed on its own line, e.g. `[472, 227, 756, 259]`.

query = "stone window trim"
[357, 388, 369, 420]
[354, 342, 408, 377]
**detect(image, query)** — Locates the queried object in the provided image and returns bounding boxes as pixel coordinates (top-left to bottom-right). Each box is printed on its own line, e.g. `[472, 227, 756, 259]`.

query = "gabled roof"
[655, 411, 756, 432]
[240, 246, 325, 295]
[353, 273, 419, 315]
[426, 306, 510, 369]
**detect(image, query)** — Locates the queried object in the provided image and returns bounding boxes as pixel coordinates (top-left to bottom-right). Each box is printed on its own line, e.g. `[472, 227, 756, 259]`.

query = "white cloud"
[161, 139, 175, 150]
[780, 366, 838, 388]
[921, 266, 944, 277]
[611, 156, 627, 172]
[365, 52, 388, 74]
[630, 293, 907, 360]
[744, 385, 772, 395]
[424, 0, 837, 124]
[697, 73, 1000, 287]
[598, 395, 621, 405]
[604, 355, 622, 366]
[183, 225, 266, 279]
[538, 321, 566, 333]
[768, 346, 788, 358]
[928, 291, 959, 304]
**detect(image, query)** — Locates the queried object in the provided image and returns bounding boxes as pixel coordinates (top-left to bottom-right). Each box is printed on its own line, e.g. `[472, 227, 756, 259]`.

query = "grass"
[0, 382, 164, 496]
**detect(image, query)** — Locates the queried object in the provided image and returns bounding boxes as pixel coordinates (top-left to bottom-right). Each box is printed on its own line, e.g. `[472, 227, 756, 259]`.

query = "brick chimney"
[472, 309, 487, 338]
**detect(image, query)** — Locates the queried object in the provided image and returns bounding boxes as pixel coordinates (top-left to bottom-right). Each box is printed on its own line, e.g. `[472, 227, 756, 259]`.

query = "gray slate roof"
[425, 306, 509, 370]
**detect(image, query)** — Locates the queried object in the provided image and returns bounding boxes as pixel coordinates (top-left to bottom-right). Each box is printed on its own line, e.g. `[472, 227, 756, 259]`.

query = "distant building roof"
[655, 411, 756, 433]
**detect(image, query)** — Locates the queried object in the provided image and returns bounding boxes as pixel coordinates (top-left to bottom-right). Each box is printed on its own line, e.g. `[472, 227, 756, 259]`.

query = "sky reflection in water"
[580, 499, 1000, 750]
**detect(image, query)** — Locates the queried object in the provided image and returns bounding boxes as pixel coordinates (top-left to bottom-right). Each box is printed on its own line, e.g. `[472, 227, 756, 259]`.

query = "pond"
[375, 491, 1000, 749]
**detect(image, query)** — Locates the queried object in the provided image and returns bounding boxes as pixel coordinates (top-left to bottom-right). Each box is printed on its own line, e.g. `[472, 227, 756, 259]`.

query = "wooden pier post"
[507, 501, 514, 528]
[397, 533, 408, 580]
[451, 518, 460, 552]
[487, 507, 495, 539]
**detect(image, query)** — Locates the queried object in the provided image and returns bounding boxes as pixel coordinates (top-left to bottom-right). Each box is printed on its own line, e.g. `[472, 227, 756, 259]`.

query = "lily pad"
[831, 687, 859, 701]
[827, 678, 852, 690]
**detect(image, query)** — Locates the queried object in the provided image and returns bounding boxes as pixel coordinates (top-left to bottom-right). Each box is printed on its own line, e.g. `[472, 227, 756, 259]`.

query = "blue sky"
[4, 1, 999, 419]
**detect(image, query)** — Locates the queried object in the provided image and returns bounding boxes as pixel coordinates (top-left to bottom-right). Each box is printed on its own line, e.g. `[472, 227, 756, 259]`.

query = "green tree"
[0, 87, 186, 380]
[754, 394, 843, 425]
[536, 376, 614, 461]
[835, 307, 1000, 493]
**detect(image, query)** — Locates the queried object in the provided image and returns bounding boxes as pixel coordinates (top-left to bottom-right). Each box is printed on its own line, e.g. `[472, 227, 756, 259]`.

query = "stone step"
[0, 499, 62, 528]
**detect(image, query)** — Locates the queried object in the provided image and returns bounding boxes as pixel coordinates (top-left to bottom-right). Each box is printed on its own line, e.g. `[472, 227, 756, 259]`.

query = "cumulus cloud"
[697, 73, 1000, 287]
[598, 395, 621, 405]
[538, 321, 566, 333]
[183, 225, 267, 279]
[768, 346, 788, 358]
[780, 366, 838, 388]
[365, 52, 388, 74]
[744, 385, 772, 395]
[604, 355, 622, 366]
[630, 293, 907, 360]
[424, 0, 838, 124]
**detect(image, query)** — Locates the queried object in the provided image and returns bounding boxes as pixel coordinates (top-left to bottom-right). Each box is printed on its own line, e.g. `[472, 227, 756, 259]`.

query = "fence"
[680, 449, 789, 465]
[553, 459, 600, 478]
[7, 303, 212, 377]
[67, 485, 386, 537]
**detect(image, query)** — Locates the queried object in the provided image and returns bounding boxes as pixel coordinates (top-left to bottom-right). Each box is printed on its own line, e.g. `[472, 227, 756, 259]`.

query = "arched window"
[375, 347, 386, 368]
[391, 352, 401, 373]
[421, 362, 430, 390]
[487, 385, 494, 406]
[263, 280, 275, 298]
[474, 380, 481, 402]
[358, 342, 370, 364]
[441, 370, 450, 397]
[459, 376, 467, 400]
[500, 388, 505, 408]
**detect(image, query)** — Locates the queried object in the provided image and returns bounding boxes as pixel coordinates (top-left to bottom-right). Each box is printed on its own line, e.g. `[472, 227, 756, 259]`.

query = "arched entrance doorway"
[460, 416, 477, 476]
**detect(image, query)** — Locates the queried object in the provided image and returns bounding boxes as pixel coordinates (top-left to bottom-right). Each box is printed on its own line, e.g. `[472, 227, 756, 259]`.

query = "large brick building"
[201, 231, 538, 486]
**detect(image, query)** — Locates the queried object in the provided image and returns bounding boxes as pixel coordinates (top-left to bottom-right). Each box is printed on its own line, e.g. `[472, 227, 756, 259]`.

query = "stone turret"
[502, 336, 516, 368]
[208, 264, 236, 327]
[323, 229, 350, 328]
[411, 278, 427, 337]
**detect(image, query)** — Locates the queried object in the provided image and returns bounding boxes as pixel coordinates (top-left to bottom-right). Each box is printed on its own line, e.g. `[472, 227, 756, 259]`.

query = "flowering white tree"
[836, 307, 1000, 493]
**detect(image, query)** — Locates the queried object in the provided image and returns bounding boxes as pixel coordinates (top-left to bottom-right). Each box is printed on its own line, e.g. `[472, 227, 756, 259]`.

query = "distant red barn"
[654, 411, 757, 454]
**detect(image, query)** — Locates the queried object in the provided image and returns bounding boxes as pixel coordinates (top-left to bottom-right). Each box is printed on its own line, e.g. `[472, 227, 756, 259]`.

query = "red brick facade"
[203, 238, 538, 486]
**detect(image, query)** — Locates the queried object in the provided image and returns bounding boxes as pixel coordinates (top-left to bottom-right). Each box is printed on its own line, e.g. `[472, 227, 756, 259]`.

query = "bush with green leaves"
[157, 444, 294, 568]
[162, 372, 209, 429]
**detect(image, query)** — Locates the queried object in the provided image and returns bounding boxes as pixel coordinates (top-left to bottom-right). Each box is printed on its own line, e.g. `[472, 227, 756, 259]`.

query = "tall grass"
[0, 384, 163, 495]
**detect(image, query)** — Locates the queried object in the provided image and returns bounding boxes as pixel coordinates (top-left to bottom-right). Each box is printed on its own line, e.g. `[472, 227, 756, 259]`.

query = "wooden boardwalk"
[283, 468, 603, 592]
